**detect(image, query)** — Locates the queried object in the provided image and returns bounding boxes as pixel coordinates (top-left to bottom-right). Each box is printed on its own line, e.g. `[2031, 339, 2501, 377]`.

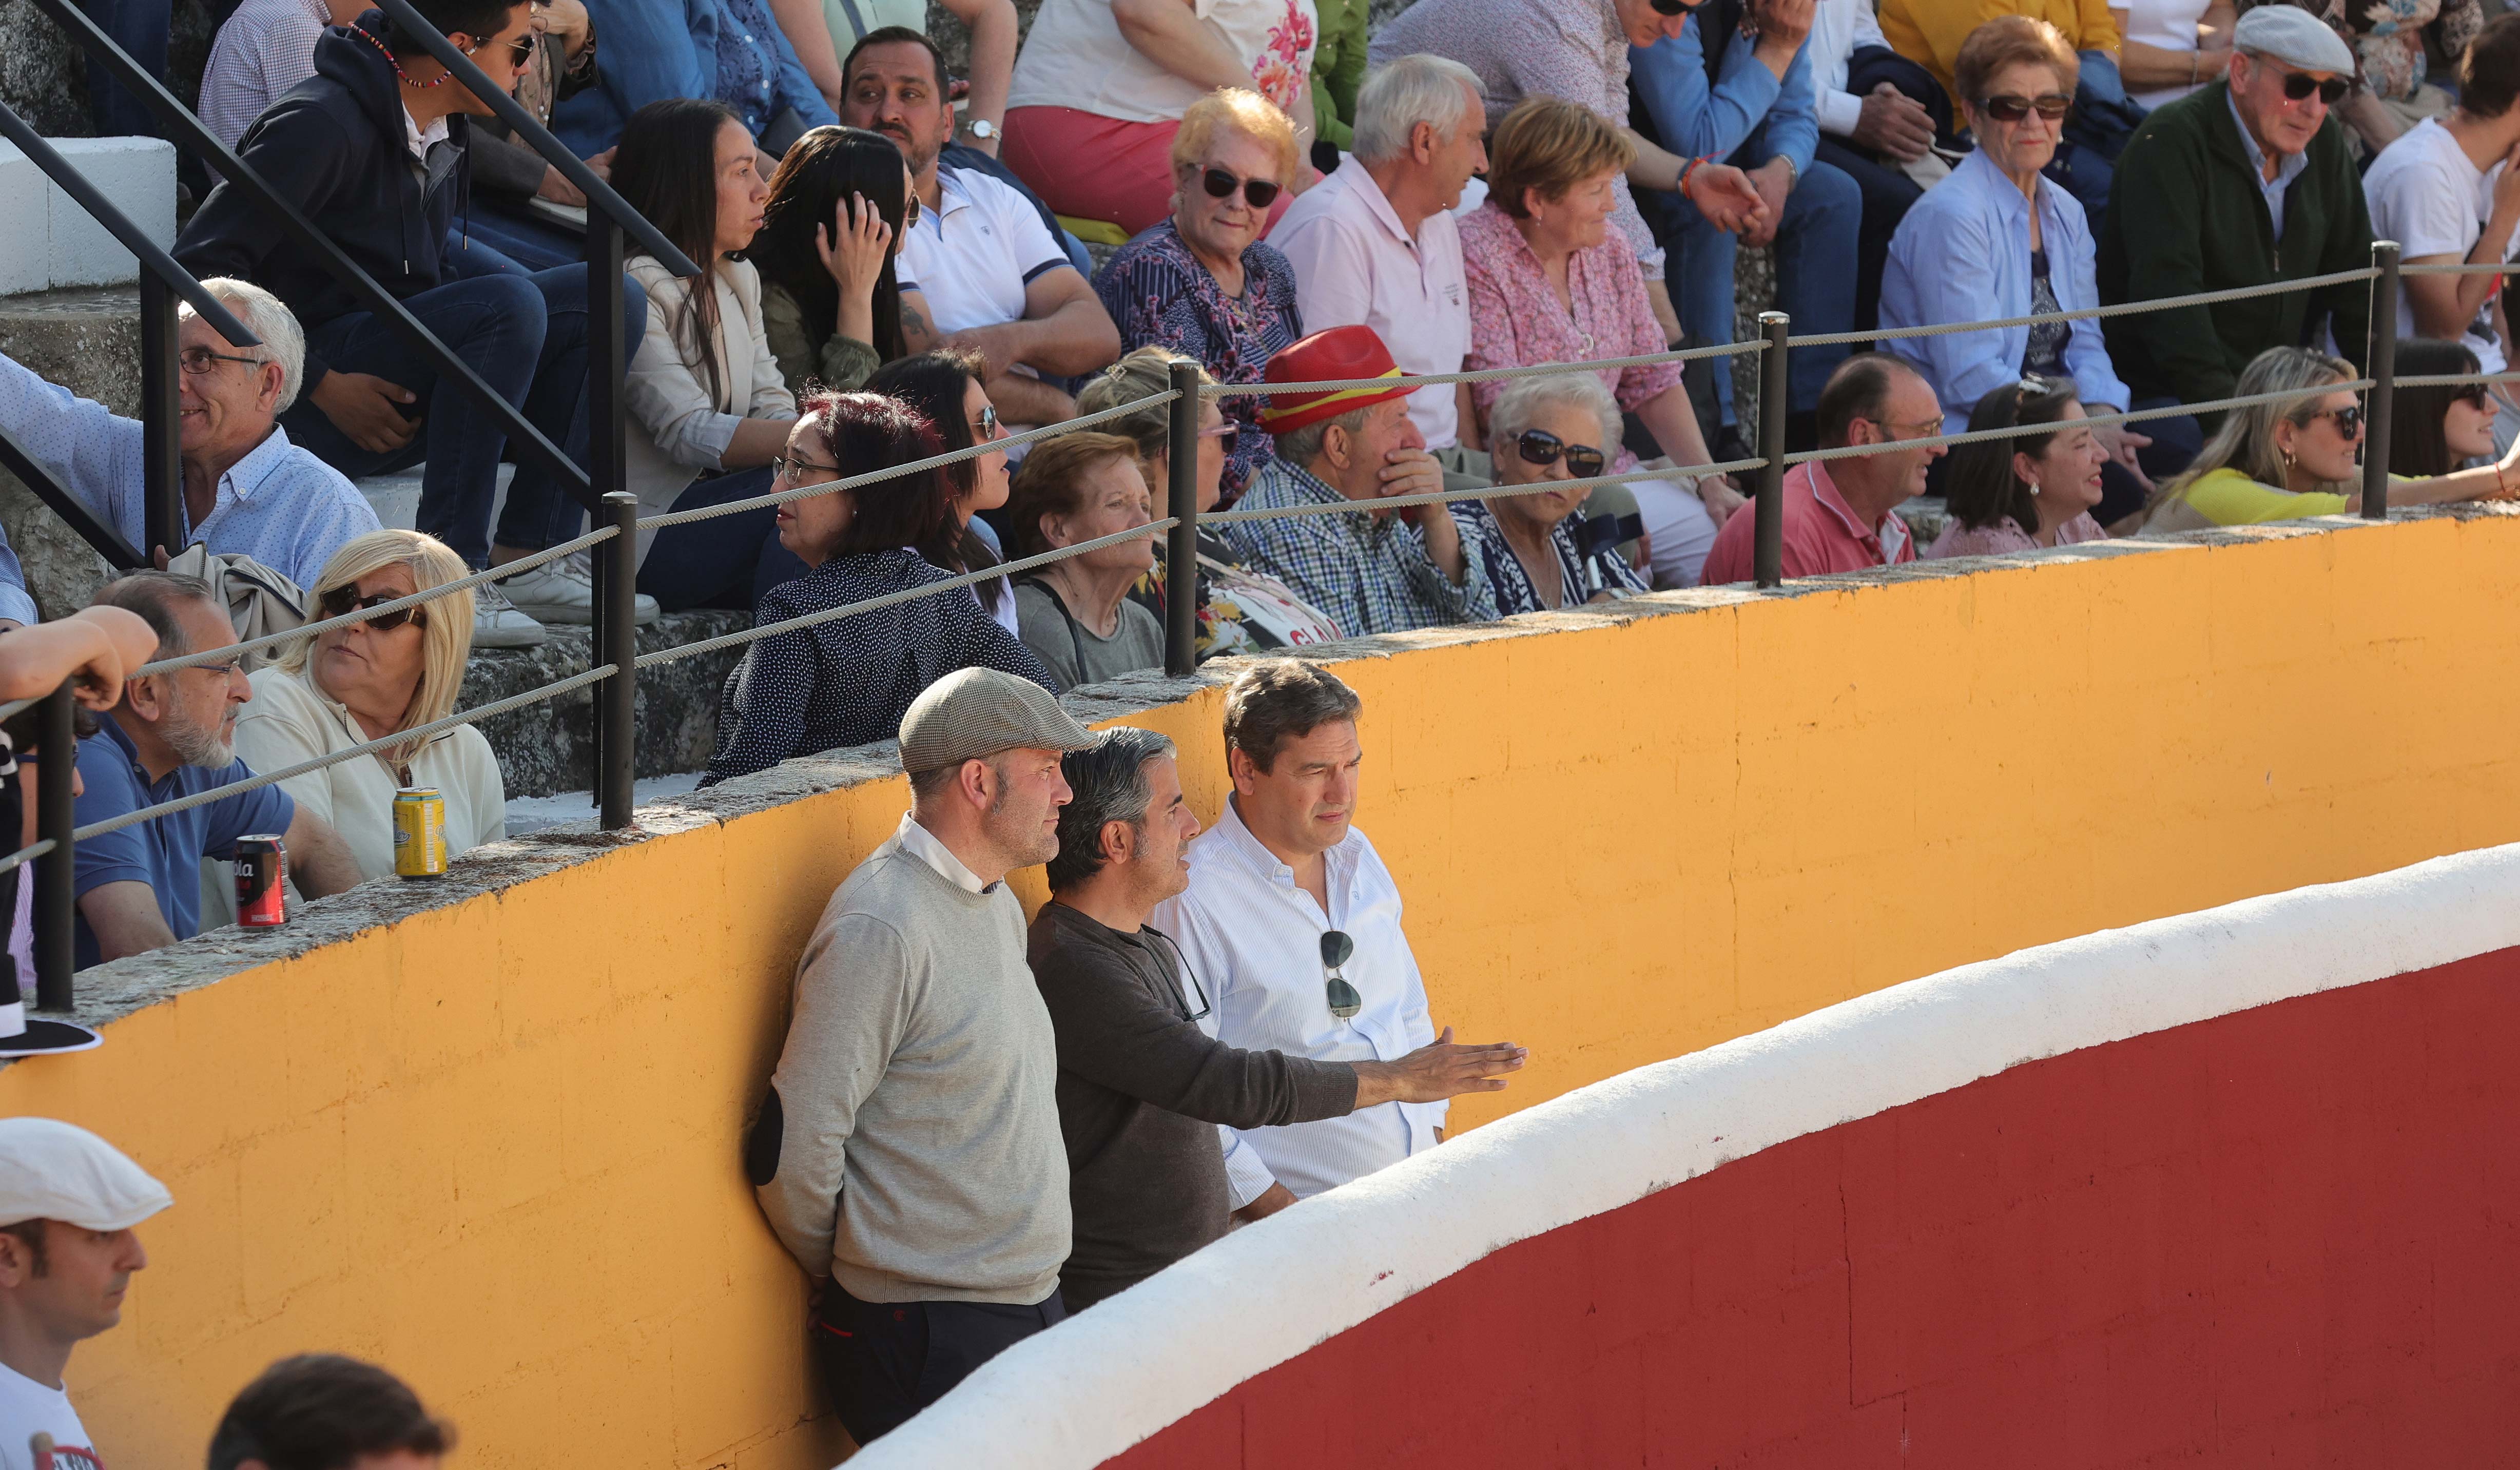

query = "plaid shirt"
[1218, 458, 1498, 637]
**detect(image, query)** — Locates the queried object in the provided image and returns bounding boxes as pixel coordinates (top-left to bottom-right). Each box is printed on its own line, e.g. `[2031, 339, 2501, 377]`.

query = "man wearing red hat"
[1219, 326, 1500, 636]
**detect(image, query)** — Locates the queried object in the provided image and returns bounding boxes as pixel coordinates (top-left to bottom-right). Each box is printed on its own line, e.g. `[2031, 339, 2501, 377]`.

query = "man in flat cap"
[0, 1118, 172, 1468]
[748, 667, 1096, 1447]
[2098, 2, 2373, 414]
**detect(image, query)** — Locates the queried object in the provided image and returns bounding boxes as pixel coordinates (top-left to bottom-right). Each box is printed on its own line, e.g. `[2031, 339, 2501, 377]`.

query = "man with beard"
[71, 573, 358, 966]
[838, 27, 1120, 431]
[748, 666, 1097, 1445]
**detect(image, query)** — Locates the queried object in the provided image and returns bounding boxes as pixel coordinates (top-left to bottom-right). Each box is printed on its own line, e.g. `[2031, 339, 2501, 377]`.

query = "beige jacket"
[624, 255, 798, 564]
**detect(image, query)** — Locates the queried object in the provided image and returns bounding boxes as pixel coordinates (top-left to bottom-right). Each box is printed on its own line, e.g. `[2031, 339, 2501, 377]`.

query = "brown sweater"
[1028, 900, 1356, 1309]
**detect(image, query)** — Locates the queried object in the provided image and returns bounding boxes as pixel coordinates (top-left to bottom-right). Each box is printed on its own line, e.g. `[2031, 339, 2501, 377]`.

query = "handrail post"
[598, 492, 637, 831]
[1164, 362, 1199, 676]
[139, 273, 184, 557]
[2363, 240, 2399, 521]
[32, 681, 75, 1010]
[1754, 311, 1790, 588]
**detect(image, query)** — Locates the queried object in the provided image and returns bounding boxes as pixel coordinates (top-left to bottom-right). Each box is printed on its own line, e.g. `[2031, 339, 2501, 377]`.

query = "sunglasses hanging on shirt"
[1321, 930, 1361, 1020]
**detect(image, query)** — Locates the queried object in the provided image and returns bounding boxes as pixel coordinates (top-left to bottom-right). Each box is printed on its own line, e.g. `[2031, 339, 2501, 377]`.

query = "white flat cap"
[2233, 4, 2356, 77]
[0, 1118, 171, 1232]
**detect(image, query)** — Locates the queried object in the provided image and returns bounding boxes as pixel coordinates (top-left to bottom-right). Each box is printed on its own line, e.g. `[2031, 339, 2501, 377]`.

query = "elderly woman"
[229, 530, 505, 894]
[1451, 375, 1649, 615]
[1882, 16, 2197, 530]
[1460, 97, 1741, 591]
[700, 393, 1054, 786]
[2142, 346, 2520, 531]
[1094, 89, 1306, 499]
[1927, 376, 2112, 557]
[1076, 347, 1342, 657]
[1003, 0, 1317, 235]
[1006, 432, 1168, 686]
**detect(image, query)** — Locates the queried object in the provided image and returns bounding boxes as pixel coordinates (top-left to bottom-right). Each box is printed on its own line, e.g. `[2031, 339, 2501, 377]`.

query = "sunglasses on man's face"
[1650, 0, 1705, 13]
[1201, 166, 1282, 209]
[462, 31, 537, 67]
[1978, 92, 2071, 123]
[318, 587, 429, 633]
[1321, 930, 1361, 1020]
[1517, 428, 1605, 477]
[2273, 66, 2351, 106]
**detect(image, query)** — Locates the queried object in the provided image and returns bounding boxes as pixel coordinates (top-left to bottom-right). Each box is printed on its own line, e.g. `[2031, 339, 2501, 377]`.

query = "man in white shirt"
[0, 1118, 173, 1470]
[1807, 0, 1948, 331]
[1274, 54, 1488, 482]
[839, 28, 1121, 429]
[2363, 14, 2520, 446]
[1154, 660, 1456, 1215]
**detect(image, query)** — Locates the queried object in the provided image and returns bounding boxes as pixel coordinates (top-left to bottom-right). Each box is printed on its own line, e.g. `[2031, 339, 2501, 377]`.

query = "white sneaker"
[497, 553, 662, 627]
[472, 584, 549, 649]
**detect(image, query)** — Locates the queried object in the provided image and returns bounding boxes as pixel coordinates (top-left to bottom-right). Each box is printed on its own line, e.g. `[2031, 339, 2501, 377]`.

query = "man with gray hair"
[0, 278, 381, 608]
[1274, 54, 1489, 483]
[1030, 726, 1524, 1308]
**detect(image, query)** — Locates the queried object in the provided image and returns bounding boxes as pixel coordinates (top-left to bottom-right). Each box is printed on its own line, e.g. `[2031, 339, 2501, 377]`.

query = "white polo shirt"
[1272, 160, 1471, 449]
[897, 163, 1074, 339]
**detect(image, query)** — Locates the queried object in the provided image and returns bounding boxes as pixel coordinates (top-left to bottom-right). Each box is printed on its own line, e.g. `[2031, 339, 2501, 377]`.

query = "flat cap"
[898, 668, 1096, 776]
[0, 1118, 172, 1232]
[2233, 4, 2355, 76]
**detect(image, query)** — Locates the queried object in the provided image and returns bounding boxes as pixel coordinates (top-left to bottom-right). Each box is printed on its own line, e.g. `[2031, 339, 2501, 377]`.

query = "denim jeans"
[1670, 159, 1863, 428]
[74, 0, 168, 138]
[282, 265, 645, 566]
[458, 206, 592, 275]
[635, 467, 810, 613]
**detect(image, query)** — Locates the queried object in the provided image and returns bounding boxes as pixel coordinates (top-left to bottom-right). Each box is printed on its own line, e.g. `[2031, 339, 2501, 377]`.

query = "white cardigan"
[625, 255, 798, 564]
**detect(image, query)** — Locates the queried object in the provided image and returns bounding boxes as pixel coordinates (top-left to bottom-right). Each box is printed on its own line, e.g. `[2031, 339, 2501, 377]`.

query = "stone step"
[461, 611, 749, 799]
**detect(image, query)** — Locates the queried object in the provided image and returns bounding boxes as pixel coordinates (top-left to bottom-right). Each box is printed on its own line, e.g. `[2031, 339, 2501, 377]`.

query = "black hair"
[1814, 353, 1925, 449]
[793, 391, 958, 559]
[2391, 338, 2486, 479]
[841, 25, 947, 92]
[1942, 376, 2083, 534]
[751, 126, 911, 369]
[206, 1355, 453, 1470]
[2460, 13, 2520, 119]
[1222, 659, 1362, 773]
[613, 98, 748, 407]
[866, 351, 1006, 612]
[384, 0, 523, 55]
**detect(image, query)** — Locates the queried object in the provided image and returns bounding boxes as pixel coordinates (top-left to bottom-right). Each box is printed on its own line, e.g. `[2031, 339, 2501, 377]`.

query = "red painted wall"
[1108, 950, 2520, 1468]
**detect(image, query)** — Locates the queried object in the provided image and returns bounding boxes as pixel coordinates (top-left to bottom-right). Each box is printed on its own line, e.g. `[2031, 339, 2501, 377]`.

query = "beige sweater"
[623, 255, 798, 564]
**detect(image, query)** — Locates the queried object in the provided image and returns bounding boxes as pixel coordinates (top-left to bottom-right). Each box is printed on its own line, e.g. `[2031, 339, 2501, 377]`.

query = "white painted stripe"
[847, 841, 2520, 1469]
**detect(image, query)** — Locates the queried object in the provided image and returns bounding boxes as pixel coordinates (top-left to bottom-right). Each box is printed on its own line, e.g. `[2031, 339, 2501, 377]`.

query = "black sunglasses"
[2305, 403, 2366, 437]
[1201, 166, 1282, 209]
[319, 587, 428, 632]
[463, 31, 537, 67]
[1650, 0, 1705, 12]
[1149, 928, 1212, 1022]
[1321, 931, 1361, 1020]
[2275, 68, 2351, 105]
[1516, 429, 1606, 478]
[2453, 383, 2491, 409]
[1978, 92, 2071, 122]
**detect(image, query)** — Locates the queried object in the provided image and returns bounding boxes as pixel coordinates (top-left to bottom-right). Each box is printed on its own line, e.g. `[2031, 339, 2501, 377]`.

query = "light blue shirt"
[1630, 15, 1818, 178]
[2228, 89, 2309, 242]
[0, 350, 379, 596]
[1879, 148, 2132, 433]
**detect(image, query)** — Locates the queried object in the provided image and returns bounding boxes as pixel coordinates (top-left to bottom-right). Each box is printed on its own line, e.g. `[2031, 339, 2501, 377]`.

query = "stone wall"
[0, 0, 212, 138]
[0, 287, 135, 618]
[461, 612, 750, 797]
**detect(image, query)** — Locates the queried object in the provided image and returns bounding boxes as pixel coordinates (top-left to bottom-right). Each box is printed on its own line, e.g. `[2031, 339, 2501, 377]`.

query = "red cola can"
[235, 834, 287, 927]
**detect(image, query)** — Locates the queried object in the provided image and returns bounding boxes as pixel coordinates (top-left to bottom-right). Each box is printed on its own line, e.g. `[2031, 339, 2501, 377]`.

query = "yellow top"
[1877, 0, 2123, 108]
[2167, 467, 2354, 525]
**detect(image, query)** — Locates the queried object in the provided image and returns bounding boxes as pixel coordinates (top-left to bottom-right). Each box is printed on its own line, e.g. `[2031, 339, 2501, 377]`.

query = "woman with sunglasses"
[228, 530, 505, 894]
[1094, 89, 1307, 501]
[1927, 376, 2112, 557]
[2140, 345, 2520, 530]
[750, 126, 916, 399]
[1884, 17, 2199, 530]
[2391, 339, 2503, 478]
[867, 351, 1020, 636]
[1449, 374, 1648, 615]
[1076, 347, 1343, 657]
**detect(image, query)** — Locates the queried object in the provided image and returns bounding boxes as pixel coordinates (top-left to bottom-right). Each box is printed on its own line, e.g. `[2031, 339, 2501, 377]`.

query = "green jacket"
[2096, 80, 2373, 410]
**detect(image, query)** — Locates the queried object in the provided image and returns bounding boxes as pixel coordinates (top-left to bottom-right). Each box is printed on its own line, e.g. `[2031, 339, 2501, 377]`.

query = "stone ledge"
[461, 609, 750, 799]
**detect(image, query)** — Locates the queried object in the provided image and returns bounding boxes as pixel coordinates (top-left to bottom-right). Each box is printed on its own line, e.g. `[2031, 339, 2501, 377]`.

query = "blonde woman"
[2139, 346, 2520, 532]
[230, 530, 507, 889]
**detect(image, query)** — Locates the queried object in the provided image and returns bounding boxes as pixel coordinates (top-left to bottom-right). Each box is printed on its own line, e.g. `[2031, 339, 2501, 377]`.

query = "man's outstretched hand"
[1354, 1026, 1529, 1108]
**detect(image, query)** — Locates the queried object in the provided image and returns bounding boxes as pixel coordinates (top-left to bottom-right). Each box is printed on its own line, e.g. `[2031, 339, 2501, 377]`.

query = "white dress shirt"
[1152, 796, 1445, 1203]
[1810, 0, 1892, 138]
[894, 810, 993, 893]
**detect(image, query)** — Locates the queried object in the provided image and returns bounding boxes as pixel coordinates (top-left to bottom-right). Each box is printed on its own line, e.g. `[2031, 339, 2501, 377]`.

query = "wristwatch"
[960, 117, 998, 142]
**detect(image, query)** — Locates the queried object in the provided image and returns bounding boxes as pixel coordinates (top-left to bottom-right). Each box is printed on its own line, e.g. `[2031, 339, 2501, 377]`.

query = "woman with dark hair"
[2390, 339, 2499, 479]
[700, 393, 1055, 786]
[612, 99, 806, 612]
[751, 126, 913, 397]
[1926, 376, 2112, 557]
[866, 350, 1019, 636]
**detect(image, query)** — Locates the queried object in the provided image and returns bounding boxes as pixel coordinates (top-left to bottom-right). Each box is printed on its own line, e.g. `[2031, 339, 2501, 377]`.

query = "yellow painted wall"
[8, 511, 2520, 1468]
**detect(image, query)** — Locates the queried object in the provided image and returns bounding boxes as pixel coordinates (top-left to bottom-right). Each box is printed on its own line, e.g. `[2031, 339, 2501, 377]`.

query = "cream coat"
[625, 255, 798, 564]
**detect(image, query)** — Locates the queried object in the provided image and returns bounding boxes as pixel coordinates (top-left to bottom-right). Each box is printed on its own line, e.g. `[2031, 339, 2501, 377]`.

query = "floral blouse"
[1458, 201, 1682, 472]
[1095, 220, 1304, 499]
[1925, 510, 2107, 558]
[2317, 0, 2482, 103]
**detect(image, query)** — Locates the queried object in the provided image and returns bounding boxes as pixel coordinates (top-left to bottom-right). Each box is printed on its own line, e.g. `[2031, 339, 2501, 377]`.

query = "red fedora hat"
[1255, 325, 1420, 437]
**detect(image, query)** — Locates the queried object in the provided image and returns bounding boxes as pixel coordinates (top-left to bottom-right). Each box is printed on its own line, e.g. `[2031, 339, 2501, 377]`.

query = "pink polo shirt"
[1700, 460, 1917, 585]
[1272, 161, 1471, 449]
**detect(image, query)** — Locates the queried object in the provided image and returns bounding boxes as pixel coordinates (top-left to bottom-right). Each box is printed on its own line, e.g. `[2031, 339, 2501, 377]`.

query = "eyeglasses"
[178, 346, 264, 375]
[2270, 63, 2350, 106]
[184, 657, 246, 680]
[970, 404, 1001, 441]
[770, 453, 844, 484]
[1516, 428, 1606, 477]
[1200, 166, 1282, 209]
[2304, 403, 2365, 438]
[1977, 92, 2071, 122]
[1321, 930, 1361, 1020]
[318, 586, 429, 632]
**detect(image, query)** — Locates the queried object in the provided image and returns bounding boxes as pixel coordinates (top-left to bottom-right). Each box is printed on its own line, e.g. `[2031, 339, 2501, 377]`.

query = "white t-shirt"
[2364, 117, 2519, 373]
[0, 1361, 103, 1470]
[1008, 0, 1319, 124]
[2121, 0, 2216, 109]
